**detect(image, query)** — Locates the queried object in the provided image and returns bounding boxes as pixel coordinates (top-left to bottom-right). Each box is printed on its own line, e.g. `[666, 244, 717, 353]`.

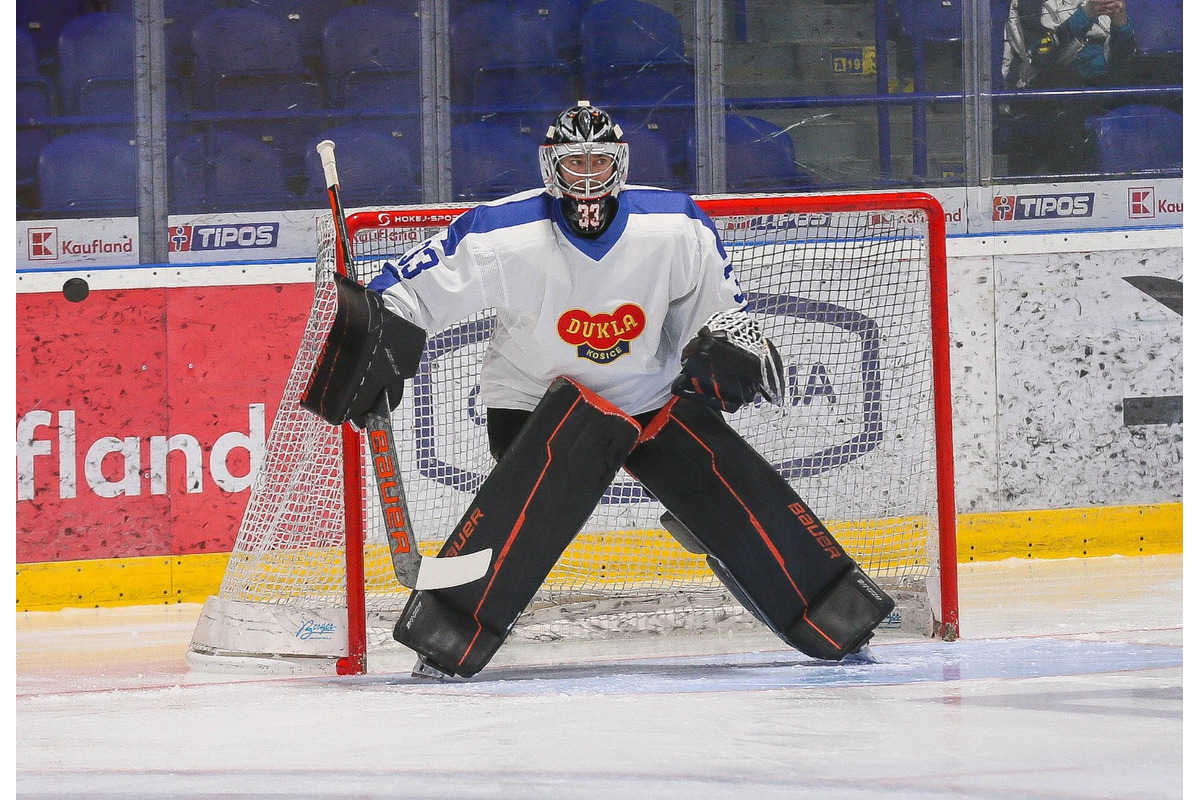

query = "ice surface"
[15, 554, 1186, 799]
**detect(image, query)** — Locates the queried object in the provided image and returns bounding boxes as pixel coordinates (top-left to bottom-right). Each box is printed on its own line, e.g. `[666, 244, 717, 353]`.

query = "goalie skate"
[411, 655, 461, 682]
[839, 641, 879, 665]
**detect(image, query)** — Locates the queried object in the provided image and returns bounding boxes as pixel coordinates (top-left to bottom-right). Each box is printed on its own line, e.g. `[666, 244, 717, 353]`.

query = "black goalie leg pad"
[663, 514, 838, 650]
[625, 397, 894, 661]
[394, 591, 505, 679]
[707, 550, 892, 661]
[787, 564, 894, 660]
[394, 377, 641, 678]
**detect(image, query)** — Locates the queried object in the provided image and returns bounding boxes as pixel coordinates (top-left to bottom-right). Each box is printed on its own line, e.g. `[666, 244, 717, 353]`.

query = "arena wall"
[15, 181, 1183, 611]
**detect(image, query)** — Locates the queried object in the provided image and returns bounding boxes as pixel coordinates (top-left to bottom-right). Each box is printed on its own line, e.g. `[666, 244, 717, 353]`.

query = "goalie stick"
[315, 139, 492, 591]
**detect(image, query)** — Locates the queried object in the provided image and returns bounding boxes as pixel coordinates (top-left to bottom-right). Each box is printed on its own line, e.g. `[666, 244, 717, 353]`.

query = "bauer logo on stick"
[368, 427, 411, 555]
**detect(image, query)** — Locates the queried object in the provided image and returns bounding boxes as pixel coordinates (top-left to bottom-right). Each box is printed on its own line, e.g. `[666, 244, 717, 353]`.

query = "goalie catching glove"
[671, 310, 785, 413]
[300, 272, 427, 428]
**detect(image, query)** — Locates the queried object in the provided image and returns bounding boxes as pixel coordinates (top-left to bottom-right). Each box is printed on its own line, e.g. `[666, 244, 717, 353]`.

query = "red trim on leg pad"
[634, 397, 679, 446]
[554, 375, 641, 427]
[395, 377, 642, 677]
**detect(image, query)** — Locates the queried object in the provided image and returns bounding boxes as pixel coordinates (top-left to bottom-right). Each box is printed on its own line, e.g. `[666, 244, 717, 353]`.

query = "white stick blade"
[413, 548, 494, 591]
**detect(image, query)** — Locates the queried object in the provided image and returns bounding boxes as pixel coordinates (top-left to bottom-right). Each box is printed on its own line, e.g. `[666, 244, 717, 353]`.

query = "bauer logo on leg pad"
[789, 501, 843, 559]
[444, 507, 485, 557]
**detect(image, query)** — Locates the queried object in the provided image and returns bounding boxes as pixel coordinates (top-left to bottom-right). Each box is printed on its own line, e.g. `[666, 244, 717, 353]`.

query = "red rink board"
[16, 283, 313, 563]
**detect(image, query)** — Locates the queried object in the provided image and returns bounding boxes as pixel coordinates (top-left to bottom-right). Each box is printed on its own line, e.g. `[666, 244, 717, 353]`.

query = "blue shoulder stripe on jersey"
[622, 189, 727, 259]
[367, 194, 553, 293]
[443, 194, 554, 257]
[366, 266, 399, 293]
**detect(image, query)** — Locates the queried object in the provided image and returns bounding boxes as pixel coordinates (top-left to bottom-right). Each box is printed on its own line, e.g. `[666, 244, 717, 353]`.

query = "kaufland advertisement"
[15, 276, 313, 563]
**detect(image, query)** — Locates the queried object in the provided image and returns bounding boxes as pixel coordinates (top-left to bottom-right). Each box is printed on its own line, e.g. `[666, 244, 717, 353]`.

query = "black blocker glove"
[301, 272, 427, 429]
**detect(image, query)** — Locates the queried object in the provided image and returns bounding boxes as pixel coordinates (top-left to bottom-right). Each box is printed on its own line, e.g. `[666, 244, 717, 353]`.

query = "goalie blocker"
[300, 271, 426, 428]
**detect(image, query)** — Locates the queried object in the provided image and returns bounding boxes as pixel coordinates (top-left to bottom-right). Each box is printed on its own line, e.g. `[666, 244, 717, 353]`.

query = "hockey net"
[188, 192, 957, 675]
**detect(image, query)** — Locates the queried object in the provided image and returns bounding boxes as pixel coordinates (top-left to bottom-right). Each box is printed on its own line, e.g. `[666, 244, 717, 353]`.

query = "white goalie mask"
[539, 101, 629, 201]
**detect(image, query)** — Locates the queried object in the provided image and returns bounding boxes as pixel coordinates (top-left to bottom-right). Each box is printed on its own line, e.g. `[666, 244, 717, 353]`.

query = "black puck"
[63, 277, 90, 302]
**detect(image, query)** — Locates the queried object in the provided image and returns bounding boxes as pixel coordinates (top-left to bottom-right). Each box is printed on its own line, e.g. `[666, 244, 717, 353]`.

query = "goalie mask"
[540, 101, 629, 237]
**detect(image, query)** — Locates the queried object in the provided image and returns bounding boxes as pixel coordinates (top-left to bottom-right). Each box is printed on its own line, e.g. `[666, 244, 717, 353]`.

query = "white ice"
[15, 554, 1186, 799]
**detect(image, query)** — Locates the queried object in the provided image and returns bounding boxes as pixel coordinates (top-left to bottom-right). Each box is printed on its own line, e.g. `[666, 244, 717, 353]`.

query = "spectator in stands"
[1001, 0, 1137, 176]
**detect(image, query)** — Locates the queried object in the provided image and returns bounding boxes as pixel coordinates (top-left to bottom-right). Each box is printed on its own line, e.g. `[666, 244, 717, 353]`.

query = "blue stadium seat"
[579, 0, 695, 181]
[238, 0, 348, 68]
[893, 0, 963, 178]
[17, 27, 46, 82]
[580, 0, 688, 69]
[519, 0, 590, 63]
[171, 130, 296, 213]
[1085, 104, 1182, 175]
[56, 12, 136, 115]
[1124, 0, 1182, 56]
[18, 29, 55, 194]
[191, 7, 323, 168]
[190, 7, 316, 109]
[322, 3, 421, 112]
[452, 121, 542, 200]
[38, 132, 137, 216]
[725, 115, 813, 192]
[302, 123, 422, 207]
[55, 11, 186, 143]
[622, 125, 685, 190]
[451, 0, 577, 120]
[579, 0, 692, 101]
[18, 0, 86, 63]
[894, 0, 963, 44]
[18, 27, 54, 112]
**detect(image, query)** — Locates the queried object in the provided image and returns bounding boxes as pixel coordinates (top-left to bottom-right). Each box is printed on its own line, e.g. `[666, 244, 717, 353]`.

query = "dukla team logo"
[557, 304, 646, 364]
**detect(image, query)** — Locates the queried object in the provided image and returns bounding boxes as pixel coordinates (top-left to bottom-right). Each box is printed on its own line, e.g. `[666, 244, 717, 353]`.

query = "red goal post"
[188, 191, 958, 676]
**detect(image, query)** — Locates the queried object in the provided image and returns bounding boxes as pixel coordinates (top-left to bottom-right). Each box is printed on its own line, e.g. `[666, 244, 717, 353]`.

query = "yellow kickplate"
[17, 503, 1182, 611]
[957, 503, 1182, 561]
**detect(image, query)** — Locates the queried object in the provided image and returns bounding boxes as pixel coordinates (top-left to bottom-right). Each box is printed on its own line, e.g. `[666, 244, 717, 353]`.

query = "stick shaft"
[314, 139, 492, 593]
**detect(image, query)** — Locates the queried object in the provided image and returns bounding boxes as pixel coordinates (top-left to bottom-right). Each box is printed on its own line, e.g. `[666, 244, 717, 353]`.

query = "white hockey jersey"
[368, 187, 746, 416]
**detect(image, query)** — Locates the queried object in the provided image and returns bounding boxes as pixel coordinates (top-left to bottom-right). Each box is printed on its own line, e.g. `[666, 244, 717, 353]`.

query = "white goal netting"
[189, 193, 956, 674]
